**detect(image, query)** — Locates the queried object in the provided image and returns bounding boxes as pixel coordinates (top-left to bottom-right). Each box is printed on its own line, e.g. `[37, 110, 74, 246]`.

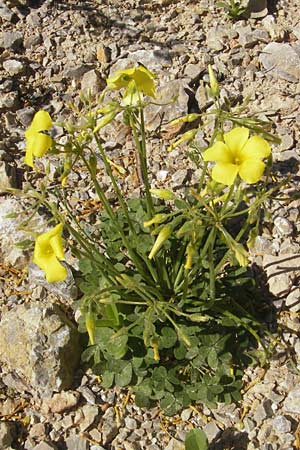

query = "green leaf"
[78, 258, 93, 275]
[115, 362, 132, 387]
[185, 429, 209, 450]
[174, 343, 186, 360]
[160, 327, 178, 349]
[15, 239, 34, 250]
[207, 348, 218, 370]
[109, 334, 128, 359]
[160, 393, 181, 416]
[101, 371, 114, 388]
[135, 390, 151, 408]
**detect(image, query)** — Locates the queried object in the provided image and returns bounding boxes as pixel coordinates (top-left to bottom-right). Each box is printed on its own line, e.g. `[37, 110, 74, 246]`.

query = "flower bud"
[148, 225, 172, 260]
[208, 64, 220, 98]
[143, 213, 168, 228]
[150, 188, 175, 200]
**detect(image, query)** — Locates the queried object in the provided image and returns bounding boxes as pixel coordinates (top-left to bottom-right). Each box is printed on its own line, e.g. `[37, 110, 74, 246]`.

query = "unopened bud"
[148, 225, 172, 260]
[208, 64, 220, 98]
[150, 188, 175, 200]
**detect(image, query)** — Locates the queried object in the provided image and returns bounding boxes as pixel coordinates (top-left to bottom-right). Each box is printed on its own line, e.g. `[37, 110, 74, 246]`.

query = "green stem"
[81, 153, 154, 285]
[129, 112, 154, 217]
[208, 229, 216, 302]
[93, 133, 137, 236]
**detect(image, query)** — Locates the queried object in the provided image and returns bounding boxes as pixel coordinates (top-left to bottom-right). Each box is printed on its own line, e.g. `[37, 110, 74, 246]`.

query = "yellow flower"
[25, 110, 53, 168]
[33, 223, 67, 283]
[106, 66, 156, 98]
[203, 127, 271, 186]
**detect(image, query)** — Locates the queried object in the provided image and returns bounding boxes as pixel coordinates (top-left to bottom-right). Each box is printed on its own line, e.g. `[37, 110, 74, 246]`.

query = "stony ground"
[1, 0, 300, 449]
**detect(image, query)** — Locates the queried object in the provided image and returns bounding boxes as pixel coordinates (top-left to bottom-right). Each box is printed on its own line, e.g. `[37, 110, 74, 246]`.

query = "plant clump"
[19, 64, 281, 415]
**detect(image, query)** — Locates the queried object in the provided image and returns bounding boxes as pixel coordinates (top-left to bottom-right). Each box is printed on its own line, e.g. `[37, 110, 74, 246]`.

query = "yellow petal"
[211, 162, 239, 186]
[33, 223, 67, 282]
[239, 135, 271, 161]
[202, 142, 233, 163]
[45, 255, 67, 282]
[238, 159, 266, 184]
[50, 233, 65, 260]
[28, 110, 52, 133]
[224, 127, 249, 157]
[24, 136, 34, 167]
[134, 66, 156, 97]
[31, 133, 52, 157]
[34, 224, 64, 257]
[106, 68, 136, 90]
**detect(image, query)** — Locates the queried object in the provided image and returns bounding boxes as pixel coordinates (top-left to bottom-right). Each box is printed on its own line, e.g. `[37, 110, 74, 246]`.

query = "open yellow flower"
[33, 223, 67, 283]
[25, 110, 53, 168]
[203, 127, 271, 186]
[106, 66, 156, 98]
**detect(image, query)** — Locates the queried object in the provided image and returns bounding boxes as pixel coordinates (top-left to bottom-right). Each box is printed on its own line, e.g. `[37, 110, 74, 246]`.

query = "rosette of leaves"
[77, 198, 268, 415]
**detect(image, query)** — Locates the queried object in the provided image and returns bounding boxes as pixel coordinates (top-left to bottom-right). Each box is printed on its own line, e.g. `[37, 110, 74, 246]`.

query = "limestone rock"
[3, 59, 24, 76]
[283, 388, 300, 414]
[28, 262, 78, 301]
[42, 391, 80, 414]
[0, 302, 81, 397]
[144, 79, 189, 132]
[0, 198, 36, 267]
[0, 31, 23, 50]
[109, 49, 172, 75]
[81, 69, 105, 96]
[0, 422, 15, 449]
[259, 43, 300, 82]
[263, 253, 300, 297]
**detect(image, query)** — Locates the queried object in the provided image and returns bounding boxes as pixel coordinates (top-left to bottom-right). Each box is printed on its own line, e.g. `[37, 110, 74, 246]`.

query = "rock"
[96, 44, 111, 63]
[0, 198, 37, 267]
[238, 28, 269, 48]
[206, 26, 227, 51]
[81, 69, 105, 96]
[144, 79, 189, 132]
[3, 59, 24, 76]
[109, 49, 172, 75]
[165, 438, 185, 450]
[259, 43, 300, 83]
[273, 217, 293, 236]
[0, 162, 12, 191]
[79, 405, 99, 431]
[0, 92, 20, 110]
[253, 400, 272, 425]
[16, 107, 36, 127]
[32, 443, 58, 450]
[78, 386, 96, 405]
[0, 422, 15, 449]
[203, 422, 221, 442]
[0, 31, 23, 50]
[0, 302, 81, 396]
[0, 2, 15, 22]
[64, 64, 94, 80]
[248, 0, 268, 18]
[101, 407, 119, 445]
[65, 436, 89, 450]
[272, 415, 291, 433]
[28, 423, 46, 440]
[283, 388, 300, 414]
[28, 263, 78, 300]
[263, 253, 300, 296]
[285, 288, 300, 312]
[183, 63, 205, 81]
[42, 391, 80, 414]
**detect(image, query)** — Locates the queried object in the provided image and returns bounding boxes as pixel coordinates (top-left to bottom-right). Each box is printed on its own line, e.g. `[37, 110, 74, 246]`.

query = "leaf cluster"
[77, 199, 268, 415]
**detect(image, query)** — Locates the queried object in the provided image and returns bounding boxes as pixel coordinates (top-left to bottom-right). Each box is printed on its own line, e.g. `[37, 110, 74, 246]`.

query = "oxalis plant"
[20, 64, 281, 416]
